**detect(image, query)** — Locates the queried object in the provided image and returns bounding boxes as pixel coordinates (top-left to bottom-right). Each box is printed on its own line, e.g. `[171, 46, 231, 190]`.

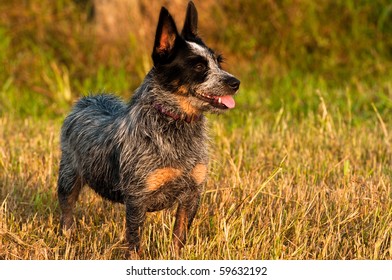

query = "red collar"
[153, 103, 202, 123]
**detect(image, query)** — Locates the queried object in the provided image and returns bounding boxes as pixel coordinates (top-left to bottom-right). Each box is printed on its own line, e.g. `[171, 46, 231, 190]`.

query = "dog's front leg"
[125, 199, 146, 259]
[173, 191, 201, 254]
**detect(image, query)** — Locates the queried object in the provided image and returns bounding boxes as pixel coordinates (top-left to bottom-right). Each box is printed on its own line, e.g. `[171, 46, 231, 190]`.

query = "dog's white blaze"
[187, 41, 207, 56]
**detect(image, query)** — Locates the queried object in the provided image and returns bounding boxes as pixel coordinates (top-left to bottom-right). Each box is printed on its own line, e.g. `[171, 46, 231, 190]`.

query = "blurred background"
[0, 0, 391, 119]
[1, 1, 392, 260]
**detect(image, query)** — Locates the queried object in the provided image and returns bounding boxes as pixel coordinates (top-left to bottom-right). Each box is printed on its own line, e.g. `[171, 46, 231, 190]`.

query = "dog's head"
[151, 1, 240, 115]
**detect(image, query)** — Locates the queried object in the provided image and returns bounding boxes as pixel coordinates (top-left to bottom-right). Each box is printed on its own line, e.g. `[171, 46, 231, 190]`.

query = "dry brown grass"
[1, 100, 391, 259]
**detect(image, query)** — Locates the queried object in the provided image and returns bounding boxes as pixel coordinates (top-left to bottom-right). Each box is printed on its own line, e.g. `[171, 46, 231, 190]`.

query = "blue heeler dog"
[58, 1, 240, 257]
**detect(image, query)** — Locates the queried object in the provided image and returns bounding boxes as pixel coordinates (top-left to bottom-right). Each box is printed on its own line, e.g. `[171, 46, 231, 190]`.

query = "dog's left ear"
[181, 1, 198, 39]
[152, 7, 180, 65]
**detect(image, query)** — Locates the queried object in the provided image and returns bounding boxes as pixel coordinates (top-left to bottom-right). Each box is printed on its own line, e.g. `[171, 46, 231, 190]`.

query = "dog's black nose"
[226, 77, 240, 92]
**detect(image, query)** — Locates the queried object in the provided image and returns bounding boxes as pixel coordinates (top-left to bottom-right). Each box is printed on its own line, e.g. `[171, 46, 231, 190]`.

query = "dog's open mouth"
[196, 92, 235, 109]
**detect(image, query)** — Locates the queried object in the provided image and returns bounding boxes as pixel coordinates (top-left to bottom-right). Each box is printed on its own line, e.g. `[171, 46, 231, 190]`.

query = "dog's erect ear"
[152, 7, 180, 65]
[181, 1, 198, 39]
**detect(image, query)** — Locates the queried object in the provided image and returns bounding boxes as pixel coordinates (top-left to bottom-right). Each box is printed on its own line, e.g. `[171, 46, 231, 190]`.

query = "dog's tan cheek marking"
[176, 96, 199, 116]
[146, 168, 182, 191]
[191, 164, 207, 185]
[177, 85, 189, 95]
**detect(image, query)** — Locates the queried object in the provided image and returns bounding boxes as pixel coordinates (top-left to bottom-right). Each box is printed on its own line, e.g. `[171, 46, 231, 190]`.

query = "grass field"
[1, 0, 392, 259]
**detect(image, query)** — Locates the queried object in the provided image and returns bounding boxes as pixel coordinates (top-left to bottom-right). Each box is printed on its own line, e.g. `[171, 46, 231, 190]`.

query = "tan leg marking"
[146, 167, 182, 191]
[191, 164, 207, 185]
[173, 206, 188, 253]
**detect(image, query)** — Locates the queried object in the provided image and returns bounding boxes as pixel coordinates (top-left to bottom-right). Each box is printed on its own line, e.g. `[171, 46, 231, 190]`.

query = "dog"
[57, 1, 240, 257]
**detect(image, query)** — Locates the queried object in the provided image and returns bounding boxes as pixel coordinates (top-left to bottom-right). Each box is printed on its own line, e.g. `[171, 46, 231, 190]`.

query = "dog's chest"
[155, 130, 206, 160]
[139, 122, 208, 210]
[146, 118, 208, 162]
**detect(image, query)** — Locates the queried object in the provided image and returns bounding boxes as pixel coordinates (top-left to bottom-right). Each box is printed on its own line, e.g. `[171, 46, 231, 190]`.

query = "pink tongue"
[219, 95, 235, 109]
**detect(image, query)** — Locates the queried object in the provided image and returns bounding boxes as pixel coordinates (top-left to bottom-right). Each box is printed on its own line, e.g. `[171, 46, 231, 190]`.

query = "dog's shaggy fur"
[58, 1, 240, 257]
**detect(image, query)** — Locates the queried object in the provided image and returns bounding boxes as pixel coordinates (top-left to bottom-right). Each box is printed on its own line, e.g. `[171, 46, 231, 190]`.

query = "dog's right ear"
[152, 7, 180, 65]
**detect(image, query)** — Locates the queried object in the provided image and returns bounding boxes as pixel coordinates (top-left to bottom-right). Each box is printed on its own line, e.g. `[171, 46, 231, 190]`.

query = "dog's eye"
[194, 63, 206, 72]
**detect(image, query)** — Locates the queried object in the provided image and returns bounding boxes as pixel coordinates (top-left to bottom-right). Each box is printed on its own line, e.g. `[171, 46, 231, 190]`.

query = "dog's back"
[60, 94, 127, 203]
[62, 94, 126, 140]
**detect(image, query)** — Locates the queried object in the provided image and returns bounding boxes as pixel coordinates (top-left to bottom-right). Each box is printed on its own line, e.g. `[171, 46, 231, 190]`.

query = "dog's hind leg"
[125, 199, 146, 258]
[57, 156, 82, 232]
[173, 192, 201, 254]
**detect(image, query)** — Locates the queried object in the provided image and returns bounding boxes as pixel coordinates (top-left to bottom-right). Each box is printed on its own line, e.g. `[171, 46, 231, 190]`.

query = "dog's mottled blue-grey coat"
[57, 1, 239, 256]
